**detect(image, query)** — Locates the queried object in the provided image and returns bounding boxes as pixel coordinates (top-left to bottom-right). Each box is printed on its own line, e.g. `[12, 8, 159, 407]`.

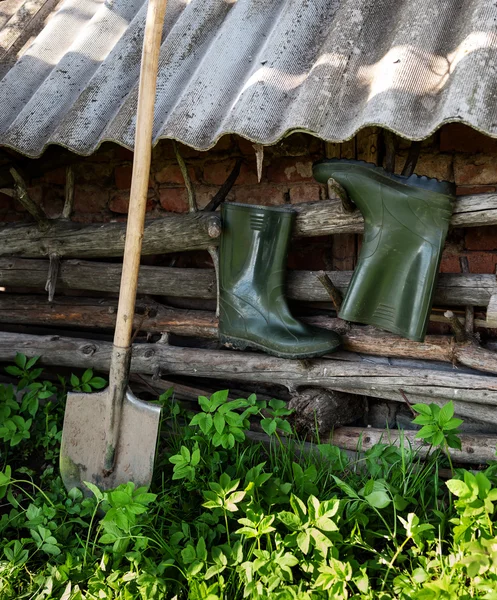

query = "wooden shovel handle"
[104, 0, 168, 473]
[114, 0, 168, 351]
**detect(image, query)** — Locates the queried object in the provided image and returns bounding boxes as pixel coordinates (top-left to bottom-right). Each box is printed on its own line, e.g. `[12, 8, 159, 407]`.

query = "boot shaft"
[220, 202, 295, 308]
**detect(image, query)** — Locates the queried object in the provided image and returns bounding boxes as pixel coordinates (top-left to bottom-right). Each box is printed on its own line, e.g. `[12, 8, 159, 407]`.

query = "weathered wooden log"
[1, 331, 497, 422]
[0, 258, 495, 308]
[0, 193, 495, 258]
[1, 295, 496, 374]
[288, 388, 366, 435]
[247, 429, 496, 466]
[0, 295, 218, 339]
[327, 427, 497, 466]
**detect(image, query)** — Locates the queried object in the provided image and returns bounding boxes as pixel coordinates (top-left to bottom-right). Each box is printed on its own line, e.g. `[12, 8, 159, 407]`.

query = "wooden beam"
[0, 193, 495, 258]
[0, 258, 495, 307]
[1, 331, 497, 423]
[327, 427, 497, 466]
[0, 294, 495, 374]
[0, 295, 217, 339]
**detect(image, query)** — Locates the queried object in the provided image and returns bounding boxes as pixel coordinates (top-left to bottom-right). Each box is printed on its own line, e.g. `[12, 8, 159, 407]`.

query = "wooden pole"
[2, 331, 497, 423]
[0, 192, 495, 258]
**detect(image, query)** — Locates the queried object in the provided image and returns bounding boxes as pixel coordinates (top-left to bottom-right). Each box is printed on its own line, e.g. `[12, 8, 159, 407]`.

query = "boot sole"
[219, 334, 341, 359]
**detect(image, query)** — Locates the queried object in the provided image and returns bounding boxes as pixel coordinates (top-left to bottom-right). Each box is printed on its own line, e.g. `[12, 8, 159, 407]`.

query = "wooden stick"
[172, 140, 197, 213]
[9, 167, 48, 228]
[316, 271, 342, 311]
[327, 427, 497, 466]
[444, 310, 468, 343]
[383, 131, 396, 173]
[173, 141, 220, 316]
[459, 256, 475, 335]
[327, 177, 355, 213]
[44, 253, 59, 302]
[401, 141, 421, 177]
[113, 0, 167, 351]
[207, 247, 220, 318]
[204, 158, 242, 212]
[1, 259, 495, 308]
[2, 294, 496, 374]
[253, 144, 264, 182]
[399, 388, 416, 416]
[62, 166, 74, 220]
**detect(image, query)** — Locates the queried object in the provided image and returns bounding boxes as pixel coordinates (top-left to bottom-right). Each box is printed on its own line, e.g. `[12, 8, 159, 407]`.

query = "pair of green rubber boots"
[219, 160, 455, 359]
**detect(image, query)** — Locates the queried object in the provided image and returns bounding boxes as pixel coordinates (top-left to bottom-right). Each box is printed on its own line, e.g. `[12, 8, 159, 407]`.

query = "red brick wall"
[1, 124, 497, 276]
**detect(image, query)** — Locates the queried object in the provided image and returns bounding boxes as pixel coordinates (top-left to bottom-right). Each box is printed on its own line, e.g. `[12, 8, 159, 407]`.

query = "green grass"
[1, 354, 497, 599]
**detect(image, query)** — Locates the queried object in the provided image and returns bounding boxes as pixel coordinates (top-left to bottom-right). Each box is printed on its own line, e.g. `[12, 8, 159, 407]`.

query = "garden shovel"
[60, 0, 169, 493]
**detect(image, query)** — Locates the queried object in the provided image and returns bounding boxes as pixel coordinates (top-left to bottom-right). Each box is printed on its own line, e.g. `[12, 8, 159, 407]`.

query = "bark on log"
[288, 388, 366, 436]
[0, 258, 495, 308]
[0, 193, 494, 258]
[327, 427, 497, 466]
[0, 295, 217, 339]
[1, 331, 497, 423]
[1, 295, 496, 374]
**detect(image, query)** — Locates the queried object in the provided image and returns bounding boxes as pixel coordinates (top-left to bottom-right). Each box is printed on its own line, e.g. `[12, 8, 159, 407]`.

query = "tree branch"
[9, 167, 49, 228]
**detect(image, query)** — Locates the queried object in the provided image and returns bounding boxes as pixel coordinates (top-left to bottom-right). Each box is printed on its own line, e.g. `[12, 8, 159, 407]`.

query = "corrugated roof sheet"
[0, 0, 497, 157]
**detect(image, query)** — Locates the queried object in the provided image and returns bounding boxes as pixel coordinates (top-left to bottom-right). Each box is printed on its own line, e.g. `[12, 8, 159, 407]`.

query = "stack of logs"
[2, 170, 497, 465]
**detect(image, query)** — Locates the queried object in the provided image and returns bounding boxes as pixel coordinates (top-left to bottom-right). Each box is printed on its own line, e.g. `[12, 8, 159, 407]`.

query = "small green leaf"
[438, 401, 454, 424]
[432, 430, 444, 446]
[297, 530, 311, 554]
[81, 369, 93, 384]
[213, 411, 225, 435]
[5, 366, 22, 377]
[89, 377, 107, 389]
[196, 537, 207, 562]
[364, 490, 391, 509]
[25, 356, 40, 370]
[205, 564, 225, 579]
[84, 481, 104, 502]
[191, 447, 201, 467]
[446, 479, 470, 497]
[261, 418, 277, 436]
[412, 403, 431, 416]
[15, 353, 27, 369]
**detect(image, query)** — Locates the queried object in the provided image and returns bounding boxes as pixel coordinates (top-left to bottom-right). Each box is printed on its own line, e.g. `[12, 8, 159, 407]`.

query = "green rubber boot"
[219, 202, 341, 358]
[313, 160, 454, 342]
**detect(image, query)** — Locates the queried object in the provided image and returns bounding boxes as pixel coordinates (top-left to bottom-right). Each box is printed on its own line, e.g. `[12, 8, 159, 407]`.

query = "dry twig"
[10, 167, 49, 228]
[317, 271, 343, 312]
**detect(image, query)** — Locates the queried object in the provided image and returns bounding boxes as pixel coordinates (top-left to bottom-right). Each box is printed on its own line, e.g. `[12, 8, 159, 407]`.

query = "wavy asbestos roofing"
[0, 0, 496, 157]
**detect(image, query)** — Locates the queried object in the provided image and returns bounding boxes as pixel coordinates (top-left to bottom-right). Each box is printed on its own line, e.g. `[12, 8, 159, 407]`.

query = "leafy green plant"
[70, 369, 106, 393]
[189, 390, 258, 449]
[260, 399, 293, 437]
[1, 359, 497, 600]
[5, 353, 43, 389]
[412, 400, 463, 472]
[170, 443, 201, 481]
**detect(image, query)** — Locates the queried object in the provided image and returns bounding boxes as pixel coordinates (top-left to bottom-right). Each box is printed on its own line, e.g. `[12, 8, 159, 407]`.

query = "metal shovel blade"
[60, 387, 161, 493]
